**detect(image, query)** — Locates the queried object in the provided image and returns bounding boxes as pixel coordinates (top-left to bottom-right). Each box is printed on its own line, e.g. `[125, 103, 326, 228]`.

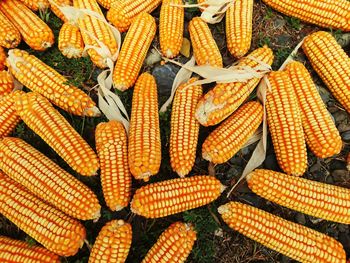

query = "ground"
[1, 1, 350, 262]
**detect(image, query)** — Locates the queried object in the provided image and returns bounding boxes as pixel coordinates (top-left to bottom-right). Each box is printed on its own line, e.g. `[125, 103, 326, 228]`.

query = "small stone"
[337, 123, 350, 133]
[338, 224, 348, 233]
[341, 131, 350, 142]
[152, 64, 179, 97]
[331, 170, 348, 183]
[273, 18, 286, 29]
[328, 106, 339, 113]
[295, 213, 306, 225]
[317, 86, 331, 103]
[332, 111, 348, 123]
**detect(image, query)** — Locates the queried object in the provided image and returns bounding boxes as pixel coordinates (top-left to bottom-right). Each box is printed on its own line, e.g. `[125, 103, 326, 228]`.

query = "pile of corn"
[0, 0, 349, 262]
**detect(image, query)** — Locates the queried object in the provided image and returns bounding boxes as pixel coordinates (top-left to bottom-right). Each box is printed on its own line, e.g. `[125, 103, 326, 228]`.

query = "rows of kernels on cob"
[2, 0, 350, 262]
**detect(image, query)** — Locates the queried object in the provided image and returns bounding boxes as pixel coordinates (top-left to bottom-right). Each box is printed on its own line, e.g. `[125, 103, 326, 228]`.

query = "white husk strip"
[227, 38, 306, 197]
[227, 76, 270, 197]
[164, 56, 271, 87]
[172, 0, 234, 24]
[97, 59, 130, 132]
[159, 56, 196, 113]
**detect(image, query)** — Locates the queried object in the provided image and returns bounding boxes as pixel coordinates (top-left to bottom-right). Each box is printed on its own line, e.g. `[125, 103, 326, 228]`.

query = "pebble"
[333, 111, 348, 123]
[152, 64, 179, 97]
[331, 170, 348, 183]
[337, 123, 350, 133]
[341, 131, 350, 142]
[273, 18, 286, 29]
[295, 213, 306, 225]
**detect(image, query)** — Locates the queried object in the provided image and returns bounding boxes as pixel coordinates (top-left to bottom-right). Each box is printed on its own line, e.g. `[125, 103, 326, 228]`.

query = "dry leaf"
[180, 37, 191, 58]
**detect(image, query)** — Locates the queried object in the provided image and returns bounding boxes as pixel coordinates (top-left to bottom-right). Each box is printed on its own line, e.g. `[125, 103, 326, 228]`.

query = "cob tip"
[84, 106, 101, 117]
[196, 98, 224, 126]
[202, 151, 212, 162]
[217, 203, 229, 215]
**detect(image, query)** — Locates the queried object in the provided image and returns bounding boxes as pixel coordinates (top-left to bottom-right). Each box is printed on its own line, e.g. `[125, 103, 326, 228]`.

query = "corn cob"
[113, 13, 156, 91]
[0, 10, 21, 48]
[0, 91, 22, 138]
[73, 0, 119, 68]
[14, 92, 99, 176]
[88, 220, 132, 263]
[266, 71, 307, 176]
[50, 0, 71, 22]
[0, 46, 5, 71]
[170, 78, 202, 177]
[131, 176, 224, 218]
[0, 0, 54, 51]
[107, 0, 162, 32]
[142, 222, 197, 263]
[219, 202, 346, 263]
[302, 31, 350, 113]
[7, 49, 100, 117]
[58, 22, 85, 59]
[247, 169, 350, 224]
[0, 71, 14, 96]
[128, 73, 161, 181]
[262, 0, 350, 31]
[96, 121, 131, 211]
[0, 172, 86, 257]
[226, 0, 253, 58]
[196, 46, 274, 126]
[285, 61, 342, 158]
[18, 0, 50, 11]
[0, 137, 101, 220]
[0, 236, 60, 263]
[189, 17, 223, 67]
[96, 0, 116, 9]
[202, 101, 263, 164]
[159, 0, 184, 58]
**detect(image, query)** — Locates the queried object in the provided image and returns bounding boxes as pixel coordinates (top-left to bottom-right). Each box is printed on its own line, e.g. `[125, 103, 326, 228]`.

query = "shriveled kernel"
[58, 22, 85, 59]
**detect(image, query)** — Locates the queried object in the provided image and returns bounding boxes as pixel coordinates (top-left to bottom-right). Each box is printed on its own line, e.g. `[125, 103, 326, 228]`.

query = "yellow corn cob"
[128, 73, 161, 181]
[226, 0, 253, 58]
[107, 0, 162, 32]
[159, 0, 184, 58]
[0, 46, 5, 71]
[18, 0, 50, 11]
[0, 236, 60, 263]
[247, 169, 350, 224]
[266, 71, 307, 176]
[88, 220, 132, 263]
[196, 46, 274, 126]
[285, 61, 342, 158]
[58, 22, 85, 59]
[202, 101, 263, 164]
[0, 0, 54, 51]
[73, 0, 119, 68]
[0, 137, 101, 220]
[50, 0, 72, 22]
[170, 78, 202, 177]
[0, 71, 14, 96]
[95, 121, 131, 211]
[113, 13, 156, 91]
[218, 202, 346, 263]
[189, 17, 223, 67]
[142, 222, 197, 263]
[14, 92, 99, 176]
[302, 31, 350, 113]
[7, 49, 100, 117]
[131, 176, 224, 218]
[0, 91, 22, 138]
[0, 10, 21, 48]
[96, 0, 116, 9]
[0, 172, 86, 257]
[262, 0, 350, 31]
